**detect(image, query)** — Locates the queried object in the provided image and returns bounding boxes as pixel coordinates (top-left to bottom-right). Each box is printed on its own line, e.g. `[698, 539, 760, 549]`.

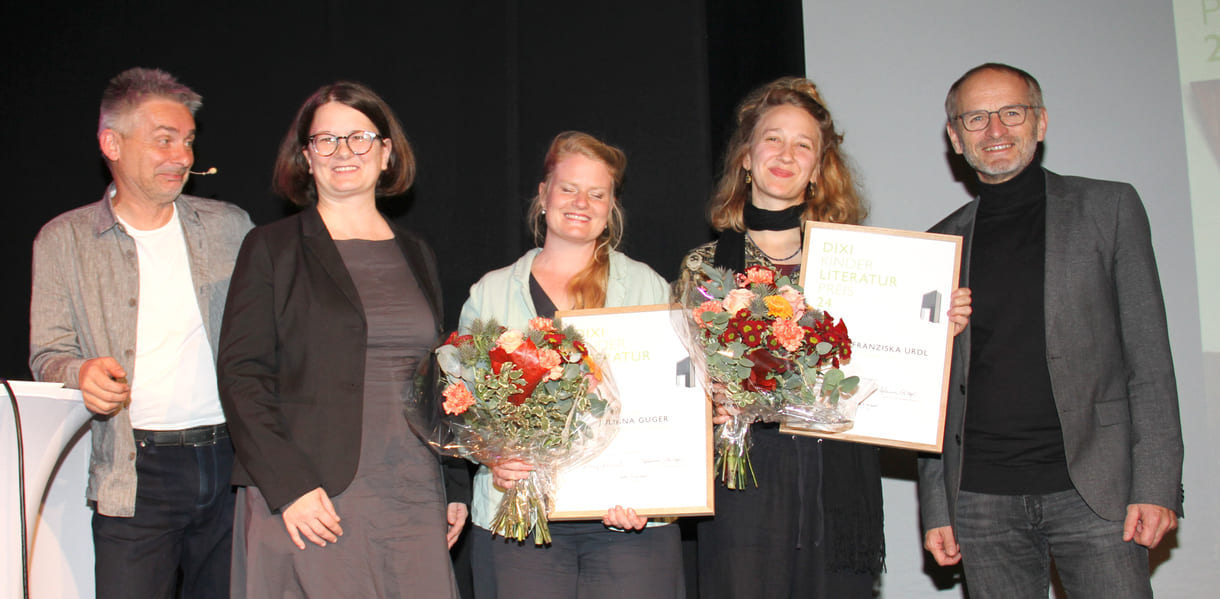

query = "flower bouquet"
[679, 264, 864, 489]
[435, 317, 619, 544]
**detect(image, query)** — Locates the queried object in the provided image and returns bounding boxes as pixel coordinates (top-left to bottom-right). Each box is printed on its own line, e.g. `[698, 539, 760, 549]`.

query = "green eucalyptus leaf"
[589, 395, 607, 416]
[822, 368, 845, 387]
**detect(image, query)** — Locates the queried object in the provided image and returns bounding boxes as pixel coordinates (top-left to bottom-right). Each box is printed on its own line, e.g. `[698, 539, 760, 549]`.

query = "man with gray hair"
[917, 62, 1183, 598]
[30, 67, 252, 597]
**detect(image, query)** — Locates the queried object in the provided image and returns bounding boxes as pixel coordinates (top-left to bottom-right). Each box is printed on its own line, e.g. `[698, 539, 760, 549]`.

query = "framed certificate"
[549, 305, 714, 519]
[780, 221, 962, 452]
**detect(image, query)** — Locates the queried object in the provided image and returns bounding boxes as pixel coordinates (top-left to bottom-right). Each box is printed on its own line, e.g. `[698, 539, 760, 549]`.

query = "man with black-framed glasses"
[917, 62, 1183, 599]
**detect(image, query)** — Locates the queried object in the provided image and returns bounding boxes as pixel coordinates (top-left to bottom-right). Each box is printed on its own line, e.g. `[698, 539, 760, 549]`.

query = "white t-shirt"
[116, 205, 225, 430]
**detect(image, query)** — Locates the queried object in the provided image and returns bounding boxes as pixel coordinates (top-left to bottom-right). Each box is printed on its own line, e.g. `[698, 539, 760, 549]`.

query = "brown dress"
[234, 239, 457, 598]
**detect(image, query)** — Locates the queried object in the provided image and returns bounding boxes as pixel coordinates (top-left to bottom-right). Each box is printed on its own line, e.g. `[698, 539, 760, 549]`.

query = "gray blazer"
[917, 169, 1184, 532]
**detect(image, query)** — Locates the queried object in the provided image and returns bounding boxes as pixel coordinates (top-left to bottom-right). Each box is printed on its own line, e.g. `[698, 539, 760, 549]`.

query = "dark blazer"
[217, 206, 469, 511]
[918, 169, 1184, 531]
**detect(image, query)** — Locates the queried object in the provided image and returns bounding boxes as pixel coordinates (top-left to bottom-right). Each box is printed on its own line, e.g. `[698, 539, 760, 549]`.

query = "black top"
[528, 273, 559, 319]
[961, 164, 1072, 494]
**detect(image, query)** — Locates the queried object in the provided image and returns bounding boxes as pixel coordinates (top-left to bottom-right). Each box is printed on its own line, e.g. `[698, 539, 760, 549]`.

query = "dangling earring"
[744, 170, 752, 184]
[808, 181, 817, 196]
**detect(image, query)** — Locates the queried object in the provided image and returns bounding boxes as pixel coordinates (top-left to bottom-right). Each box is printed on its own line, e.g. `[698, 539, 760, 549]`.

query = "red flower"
[488, 338, 550, 405]
[444, 331, 474, 347]
[800, 312, 854, 366]
[741, 348, 790, 392]
[738, 320, 768, 348]
[721, 320, 743, 344]
[764, 335, 783, 352]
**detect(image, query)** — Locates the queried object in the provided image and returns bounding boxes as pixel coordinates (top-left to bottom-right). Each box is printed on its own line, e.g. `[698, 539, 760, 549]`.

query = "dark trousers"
[92, 436, 236, 599]
[486, 521, 684, 599]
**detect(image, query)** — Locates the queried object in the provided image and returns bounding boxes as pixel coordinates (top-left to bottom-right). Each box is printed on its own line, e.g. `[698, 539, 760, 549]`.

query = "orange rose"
[583, 354, 603, 382]
[776, 285, 807, 320]
[765, 295, 793, 319]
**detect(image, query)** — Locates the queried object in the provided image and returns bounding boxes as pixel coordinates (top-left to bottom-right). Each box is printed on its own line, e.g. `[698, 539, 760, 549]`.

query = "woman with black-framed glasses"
[217, 81, 469, 598]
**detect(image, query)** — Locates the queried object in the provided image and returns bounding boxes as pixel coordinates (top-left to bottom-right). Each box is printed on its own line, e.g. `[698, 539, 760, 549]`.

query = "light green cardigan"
[457, 247, 670, 530]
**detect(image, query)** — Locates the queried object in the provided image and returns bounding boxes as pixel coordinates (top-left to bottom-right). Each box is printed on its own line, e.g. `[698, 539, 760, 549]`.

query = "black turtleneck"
[961, 165, 1073, 495]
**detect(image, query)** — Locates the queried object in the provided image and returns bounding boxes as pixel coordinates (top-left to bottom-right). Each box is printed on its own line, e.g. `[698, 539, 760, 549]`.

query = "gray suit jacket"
[917, 169, 1184, 532]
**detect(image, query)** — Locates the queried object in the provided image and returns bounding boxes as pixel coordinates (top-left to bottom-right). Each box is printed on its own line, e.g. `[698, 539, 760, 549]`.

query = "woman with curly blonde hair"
[678, 76, 970, 598]
[706, 77, 866, 233]
[677, 77, 880, 598]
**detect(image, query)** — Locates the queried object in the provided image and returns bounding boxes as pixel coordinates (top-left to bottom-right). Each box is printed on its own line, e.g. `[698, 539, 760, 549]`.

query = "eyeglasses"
[307, 131, 382, 156]
[953, 105, 1041, 131]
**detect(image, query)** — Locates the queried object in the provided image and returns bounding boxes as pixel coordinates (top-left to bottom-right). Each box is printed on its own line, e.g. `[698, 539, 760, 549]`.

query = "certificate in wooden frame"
[549, 304, 714, 519]
[780, 221, 962, 452]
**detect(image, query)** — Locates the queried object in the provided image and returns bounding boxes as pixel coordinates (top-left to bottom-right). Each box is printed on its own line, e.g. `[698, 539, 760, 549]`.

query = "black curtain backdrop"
[1, 1, 803, 383]
[2, 3, 803, 595]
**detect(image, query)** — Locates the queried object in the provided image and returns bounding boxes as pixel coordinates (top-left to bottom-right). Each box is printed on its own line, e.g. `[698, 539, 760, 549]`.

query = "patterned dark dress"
[675, 238, 884, 599]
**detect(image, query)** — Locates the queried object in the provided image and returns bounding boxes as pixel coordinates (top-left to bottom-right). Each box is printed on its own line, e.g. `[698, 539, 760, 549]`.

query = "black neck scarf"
[712, 203, 804, 271]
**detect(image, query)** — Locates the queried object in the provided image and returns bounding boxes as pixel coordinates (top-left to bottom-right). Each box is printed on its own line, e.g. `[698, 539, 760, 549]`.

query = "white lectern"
[2, 381, 95, 598]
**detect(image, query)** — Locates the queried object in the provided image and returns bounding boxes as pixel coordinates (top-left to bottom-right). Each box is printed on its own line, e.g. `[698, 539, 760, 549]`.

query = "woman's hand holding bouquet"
[680, 265, 861, 489]
[436, 317, 618, 544]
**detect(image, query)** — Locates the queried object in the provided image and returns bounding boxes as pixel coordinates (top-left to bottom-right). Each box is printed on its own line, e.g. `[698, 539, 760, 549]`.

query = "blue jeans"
[955, 489, 1151, 599]
[92, 436, 236, 598]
